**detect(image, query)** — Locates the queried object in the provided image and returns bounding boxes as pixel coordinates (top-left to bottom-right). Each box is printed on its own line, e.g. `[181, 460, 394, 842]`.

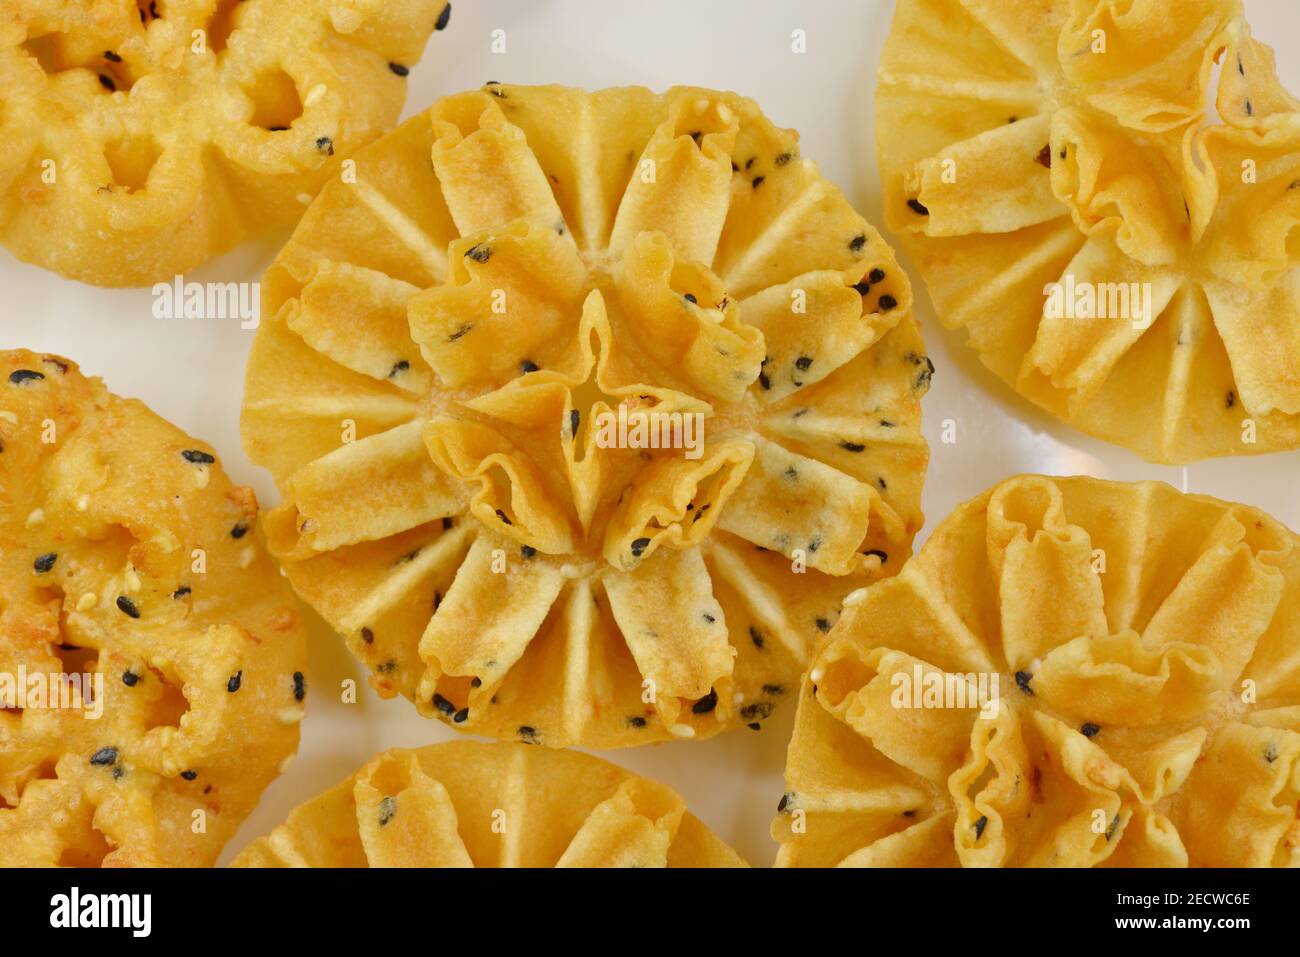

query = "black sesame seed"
[849, 234, 866, 253]
[292, 671, 305, 701]
[974, 815, 988, 838]
[701, 612, 716, 624]
[442, 516, 454, 530]
[520, 359, 539, 374]
[1226, 390, 1236, 409]
[172, 586, 191, 599]
[751, 175, 765, 189]
[90, 747, 118, 766]
[1245, 99, 1253, 116]
[465, 244, 491, 263]
[839, 440, 865, 453]
[863, 549, 888, 564]
[231, 522, 248, 539]
[1105, 814, 1120, 840]
[388, 62, 409, 76]
[267, 126, 289, 132]
[747, 722, 761, 731]
[104, 50, 122, 62]
[521, 545, 536, 559]
[34, 553, 57, 574]
[181, 449, 215, 464]
[907, 198, 929, 215]
[683, 293, 697, 304]
[433, 590, 442, 610]
[1265, 743, 1279, 763]
[316, 136, 334, 155]
[1015, 670, 1034, 695]
[569, 408, 580, 437]
[1035, 144, 1052, 168]
[868, 268, 886, 284]
[122, 671, 139, 687]
[775, 151, 792, 166]
[8, 369, 44, 385]
[471, 677, 482, 688]
[745, 157, 755, 170]
[851, 279, 871, 295]
[878, 294, 898, 311]
[495, 508, 512, 525]
[795, 356, 812, 371]
[749, 625, 764, 649]
[227, 671, 242, 693]
[389, 359, 409, 378]
[815, 617, 830, 633]
[99, 74, 115, 91]
[433, 693, 455, 715]
[692, 689, 718, 714]
[116, 596, 140, 619]
[742, 702, 774, 722]
[758, 372, 771, 390]
[181, 770, 197, 781]
[379, 796, 397, 826]
[435, 3, 452, 30]
[807, 536, 821, 552]
[1080, 722, 1100, 738]
[518, 725, 538, 742]
[777, 792, 794, 813]
[630, 536, 651, 558]
[453, 707, 469, 723]
[113, 766, 125, 780]
[762, 684, 784, 696]
[879, 419, 895, 428]
[627, 715, 647, 728]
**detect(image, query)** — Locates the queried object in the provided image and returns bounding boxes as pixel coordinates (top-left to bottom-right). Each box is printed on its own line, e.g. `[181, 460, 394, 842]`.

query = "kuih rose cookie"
[0, 0, 451, 286]
[233, 740, 746, 868]
[241, 83, 931, 749]
[774, 475, 1300, 867]
[0, 351, 308, 867]
[877, 0, 1300, 462]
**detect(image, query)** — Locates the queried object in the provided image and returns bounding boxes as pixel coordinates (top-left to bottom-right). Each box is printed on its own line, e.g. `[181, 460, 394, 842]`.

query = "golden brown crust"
[242, 84, 931, 749]
[0, 0, 449, 285]
[877, 0, 1300, 462]
[775, 475, 1300, 867]
[232, 740, 746, 868]
[0, 350, 307, 866]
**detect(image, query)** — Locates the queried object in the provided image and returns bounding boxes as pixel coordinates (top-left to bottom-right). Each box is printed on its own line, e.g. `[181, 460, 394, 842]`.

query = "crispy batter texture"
[231, 740, 747, 868]
[774, 475, 1300, 867]
[241, 84, 931, 748]
[0, 0, 449, 286]
[0, 351, 307, 866]
[877, 0, 1300, 462]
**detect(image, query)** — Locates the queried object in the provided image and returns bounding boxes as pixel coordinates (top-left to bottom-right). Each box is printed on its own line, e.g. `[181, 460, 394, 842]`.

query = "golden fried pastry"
[232, 740, 745, 867]
[775, 475, 1300, 867]
[0, 0, 451, 286]
[877, 0, 1300, 462]
[241, 84, 931, 749]
[0, 350, 308, 866]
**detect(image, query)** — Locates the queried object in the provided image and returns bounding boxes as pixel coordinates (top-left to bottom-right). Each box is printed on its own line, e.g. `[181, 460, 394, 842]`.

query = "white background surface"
[2, 0, 1297, 867]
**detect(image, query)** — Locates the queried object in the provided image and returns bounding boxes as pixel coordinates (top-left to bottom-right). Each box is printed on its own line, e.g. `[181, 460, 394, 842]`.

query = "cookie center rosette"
[877, 0, 1300, 461]
[774, 475, 1300, 867]
[242, 84, 931, 748]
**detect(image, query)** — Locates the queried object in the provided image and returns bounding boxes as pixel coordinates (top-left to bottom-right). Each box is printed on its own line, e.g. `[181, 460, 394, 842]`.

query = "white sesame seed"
[277, 707, 305, 725]
[194, 466, 210, 489]
[76, 592, 97, 612]
[239, 546, 256, 569]
[74, 495, 89, 512]
[669, 723, 695, 739]
[304, 84, 327, 108]
[25, 508, 45, 528]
